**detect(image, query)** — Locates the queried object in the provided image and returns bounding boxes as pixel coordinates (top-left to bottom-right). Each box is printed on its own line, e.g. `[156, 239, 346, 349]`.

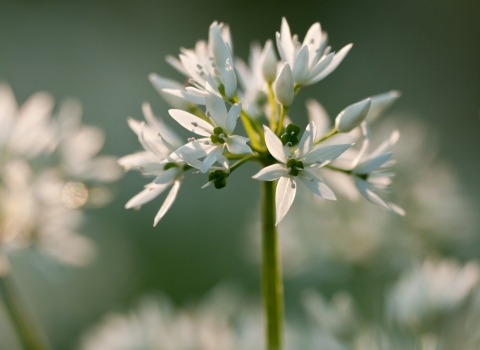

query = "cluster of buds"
[120, 18, 404, 226]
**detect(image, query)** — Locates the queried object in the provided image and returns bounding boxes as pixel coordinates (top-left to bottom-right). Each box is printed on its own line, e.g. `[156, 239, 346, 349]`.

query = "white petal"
[369, 130, 400, 158]
[292, 45, 310, 84]
[354, 152, 392, 174]
[279, 17, 295, 66]
[167, 139, 215, 163]
[298, 172, 336, 200]
[225, 135, 252, 154]
[274, 63, 294, 106]
[210, 22, 233, 71]
[168, 109, 213, 136]
[297, 121, 317, 158]
[201, 146, 224, 173]
[263, 125, 287, 163]
[260, 39, 278, 83]
[225, 103, 241, 134]
[275, 176, 296, 225]
[154, 168, 178, 185]
[165, 55, 188, 76]
[223, 60, 237, 99]
[354, 177, 388, 208]
[205, 81, 228, 129]
[125, 183, 170, 209]
[153, 180, 181, 226]
[302, 144, 352, 166]
[252, 164, 287, 181]
[306, 52, 334, 83]
[161, 88, 206, 105]
[142, 102, 183, 150]
[309, 43, 353, 84]
[149, 73, 191, 109]
[365, 90, 401, 123]
[306, 99, 331, 136]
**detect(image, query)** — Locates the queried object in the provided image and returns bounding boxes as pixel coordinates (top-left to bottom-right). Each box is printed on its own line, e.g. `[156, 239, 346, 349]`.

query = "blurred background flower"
[0, 0, 479, 349]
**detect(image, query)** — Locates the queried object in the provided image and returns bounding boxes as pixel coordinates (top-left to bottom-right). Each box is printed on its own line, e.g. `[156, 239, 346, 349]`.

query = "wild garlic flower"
[168, 81, 252, 173]
[253, 124, 350, 224]
[0, 85, 120, 266]
[163, 21, 237, 103]
[276, 17, 353, 87]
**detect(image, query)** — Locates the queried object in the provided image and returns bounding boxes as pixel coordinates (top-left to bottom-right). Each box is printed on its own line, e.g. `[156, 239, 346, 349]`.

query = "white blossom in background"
[386, 258, 480, 330]
[0, 84, 121, 266]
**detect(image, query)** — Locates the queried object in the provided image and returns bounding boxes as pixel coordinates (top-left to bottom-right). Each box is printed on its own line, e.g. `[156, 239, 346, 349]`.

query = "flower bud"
[208, 170, 228, 189]
[335, 98, 371, 133]
[260, 39, 277, 83]
[274, 63, 294, 106]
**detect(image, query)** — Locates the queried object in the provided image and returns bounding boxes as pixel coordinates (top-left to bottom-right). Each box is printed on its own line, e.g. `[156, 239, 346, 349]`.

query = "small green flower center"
[208, 169, 228, 189]
[163, 162, 179, 171]
[281, 123, 301, 147]
[210, 127, 227, 144]
[285, 158, 304, 176]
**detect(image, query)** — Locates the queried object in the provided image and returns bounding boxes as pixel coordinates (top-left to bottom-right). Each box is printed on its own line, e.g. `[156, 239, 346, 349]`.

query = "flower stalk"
[0, 271, 50, 350]
[262, 180, 284, 350]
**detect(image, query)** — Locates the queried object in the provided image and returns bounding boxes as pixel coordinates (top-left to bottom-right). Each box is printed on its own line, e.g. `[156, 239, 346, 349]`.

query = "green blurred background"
[0, 0, 479, 348]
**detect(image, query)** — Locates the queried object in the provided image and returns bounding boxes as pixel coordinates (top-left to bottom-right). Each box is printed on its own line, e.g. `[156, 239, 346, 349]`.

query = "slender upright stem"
[262, 180, 284, 350]
[0, 272, 50, 350]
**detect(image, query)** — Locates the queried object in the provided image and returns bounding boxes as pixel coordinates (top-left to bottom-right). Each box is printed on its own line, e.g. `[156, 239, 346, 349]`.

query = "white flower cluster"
[121, 18, 404, 226]
[0, 85, 122, 266]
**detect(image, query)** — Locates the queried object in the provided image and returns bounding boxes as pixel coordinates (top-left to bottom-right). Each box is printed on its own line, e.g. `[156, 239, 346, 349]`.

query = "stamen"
[211, 62, 216, 68]
[219, 133, 226, 139]
[188, 78, 197, 85]
[316, 161, 322, 165]
[209, 56, 215, 61]
[187, 137, 196, 142]
[205, 110, 211, 118]
[213, 68, 221, 76]
[199, 71, 205, 76]
[201, 180, 214, 189]
[193, 171, 200, 174]
[196, 64, 203, 69]
[191, 122, 198, 127]
[286, 142, 292, 147]
[204, 141, 210, 145]
[291, 182, 296, 189]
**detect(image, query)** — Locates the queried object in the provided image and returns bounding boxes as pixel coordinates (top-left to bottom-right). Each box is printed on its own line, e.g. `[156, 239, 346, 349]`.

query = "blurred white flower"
[386, 258, 480, 330]
[0, 85, 120, 266]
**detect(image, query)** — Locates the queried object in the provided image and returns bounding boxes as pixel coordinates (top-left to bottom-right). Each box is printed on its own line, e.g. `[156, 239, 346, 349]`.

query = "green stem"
[262, 181, 284, 350]
[315, 127, 338, 145]
[0, 272, 50, 350]
[229, 154, 258, 172]
[276, 105, 289, 136]
[268, 84, 278, 130]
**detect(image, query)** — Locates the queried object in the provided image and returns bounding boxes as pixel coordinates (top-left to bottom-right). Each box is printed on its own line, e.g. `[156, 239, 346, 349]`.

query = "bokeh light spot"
[61, 181, 88, 209]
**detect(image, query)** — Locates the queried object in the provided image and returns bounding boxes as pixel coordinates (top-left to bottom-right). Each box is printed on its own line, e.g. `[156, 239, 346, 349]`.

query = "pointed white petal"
[353, 176, 403, 216]
[168, 109, 213, 136]
[275, 176, 296, 225]
[166, 139, 215, 163]
[352, 122, 370, 168]
[149, 73, 191, 109]
[154, 168, 178, 185]
[125, 183, 170, 209]
[225, 135, 253, 154]
[354, 152, 392, 174]
[205, 81, 228, 129]
[252, 164, 287, 181]
[153, 180, 181, 226]
[369, 130, 400, 158]
[306, 99, 331, 136]
[161, 88, 206, 105]
[165, 55, 188, 76]
[201, 146, 224, 173]
[225, 103, 241, 134]
[279, 17, 295, 66]
[366, 90, 401, 122]
[302, 144, 352, 166]
[142, 102, 183, 150]
[292, 45, 310, 84]
[306, 52, 334, 83]
[309, 43, 353, 84]
[263, 125, 287, 163]
[260, 39, 278, 83]
[297, 121, 317, 158]
[298, 172, 336, 200]
[223, 60, 237, 99]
